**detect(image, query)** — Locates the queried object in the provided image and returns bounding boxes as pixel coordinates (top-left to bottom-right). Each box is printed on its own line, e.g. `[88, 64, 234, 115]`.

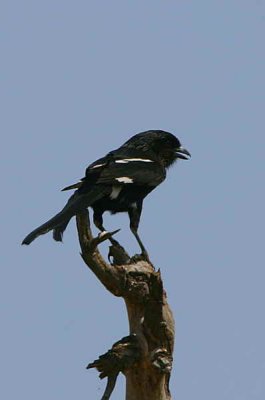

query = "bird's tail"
[22, 187, 107, 245]
[52, 218, 72, 242]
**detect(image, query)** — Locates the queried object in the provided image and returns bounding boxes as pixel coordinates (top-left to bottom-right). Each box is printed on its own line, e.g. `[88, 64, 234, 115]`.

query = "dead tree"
[76, 209, 175, 400]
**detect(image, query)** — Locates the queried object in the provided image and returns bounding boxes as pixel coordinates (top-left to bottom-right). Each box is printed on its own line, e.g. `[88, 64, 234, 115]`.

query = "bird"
[22, 130, 191, 258]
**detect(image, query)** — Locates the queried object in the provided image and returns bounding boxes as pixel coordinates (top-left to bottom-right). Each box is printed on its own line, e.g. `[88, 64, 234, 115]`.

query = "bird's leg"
[128, 202, 150, 262]
[93, 211, 120, 246]
[93, 210, 130, 265]
[131, 228, 150, 260]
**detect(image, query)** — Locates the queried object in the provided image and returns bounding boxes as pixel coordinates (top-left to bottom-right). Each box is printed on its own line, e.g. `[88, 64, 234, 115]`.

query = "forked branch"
[76, 211, 175, 400]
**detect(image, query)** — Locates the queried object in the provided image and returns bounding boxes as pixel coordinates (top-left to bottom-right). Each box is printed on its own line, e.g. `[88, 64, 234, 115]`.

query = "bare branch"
[76, 210, 123, 296]
[75, 211, 175, 399]
[87, 334, 140, 375]
[87, 335, 141, 400]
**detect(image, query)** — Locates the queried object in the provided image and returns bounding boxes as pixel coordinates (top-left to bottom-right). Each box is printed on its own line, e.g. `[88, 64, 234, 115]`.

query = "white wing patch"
[110, 186, 122, 200]
[115, 158, 153, 164]
[116, 177, 134, 183]
[91, 163, 105, 169]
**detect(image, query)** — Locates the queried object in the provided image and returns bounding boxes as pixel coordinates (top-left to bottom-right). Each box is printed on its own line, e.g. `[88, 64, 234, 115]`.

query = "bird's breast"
[92, 185, 154, 214]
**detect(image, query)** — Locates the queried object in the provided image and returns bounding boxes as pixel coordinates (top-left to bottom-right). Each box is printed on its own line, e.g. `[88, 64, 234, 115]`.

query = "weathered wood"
[76, 211, 175, 400]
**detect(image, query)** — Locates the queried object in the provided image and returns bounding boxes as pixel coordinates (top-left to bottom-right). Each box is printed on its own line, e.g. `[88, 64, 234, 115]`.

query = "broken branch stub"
[76, 211, 175, 400]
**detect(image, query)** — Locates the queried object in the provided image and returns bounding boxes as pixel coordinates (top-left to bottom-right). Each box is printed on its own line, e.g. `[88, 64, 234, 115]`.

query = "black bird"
[22, 130, 190, 257]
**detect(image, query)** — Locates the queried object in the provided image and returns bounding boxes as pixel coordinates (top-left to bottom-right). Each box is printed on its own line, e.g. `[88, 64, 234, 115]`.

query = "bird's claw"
[130, 252, 151, 264]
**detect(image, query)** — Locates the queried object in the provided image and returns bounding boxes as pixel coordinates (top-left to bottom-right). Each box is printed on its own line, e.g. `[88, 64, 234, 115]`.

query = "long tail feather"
[22, 210, 71, 245]
[22, 193, 79, 245]
[22, 187, 108, 245]
[53, 218, 72, 242]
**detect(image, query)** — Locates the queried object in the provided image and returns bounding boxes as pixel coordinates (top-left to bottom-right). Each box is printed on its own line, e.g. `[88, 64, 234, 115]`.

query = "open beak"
[175, 146, 191, 160]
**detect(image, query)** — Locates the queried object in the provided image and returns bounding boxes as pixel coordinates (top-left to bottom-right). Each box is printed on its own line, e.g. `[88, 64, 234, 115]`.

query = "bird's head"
[123, 130, 191, 168]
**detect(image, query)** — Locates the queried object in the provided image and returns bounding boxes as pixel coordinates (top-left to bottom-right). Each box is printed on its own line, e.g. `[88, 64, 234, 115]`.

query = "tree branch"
[76, 210, 175, 400]
[87, 334, 141, 400]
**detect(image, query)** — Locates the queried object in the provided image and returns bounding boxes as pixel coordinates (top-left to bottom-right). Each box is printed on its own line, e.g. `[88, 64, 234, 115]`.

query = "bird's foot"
[130, 251, 151, 264]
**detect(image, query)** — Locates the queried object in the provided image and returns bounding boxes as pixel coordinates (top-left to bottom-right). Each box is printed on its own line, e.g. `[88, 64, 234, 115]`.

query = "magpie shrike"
[22, 130, 190, 258]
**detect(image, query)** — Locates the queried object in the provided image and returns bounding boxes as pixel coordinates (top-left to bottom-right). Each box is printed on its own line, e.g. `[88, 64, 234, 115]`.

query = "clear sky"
[1, 1, 265, 399]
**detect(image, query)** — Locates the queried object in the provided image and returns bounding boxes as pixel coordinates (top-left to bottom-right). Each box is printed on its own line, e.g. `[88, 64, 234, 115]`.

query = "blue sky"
[1, 1, 265, 399]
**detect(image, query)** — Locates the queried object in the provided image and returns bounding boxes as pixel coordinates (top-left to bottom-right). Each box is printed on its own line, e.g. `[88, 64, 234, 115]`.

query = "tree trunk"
[77, 210, 175, 400]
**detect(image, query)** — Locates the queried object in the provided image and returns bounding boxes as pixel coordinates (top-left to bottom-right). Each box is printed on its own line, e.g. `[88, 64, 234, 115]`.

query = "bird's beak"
[175, 146, 191, 160]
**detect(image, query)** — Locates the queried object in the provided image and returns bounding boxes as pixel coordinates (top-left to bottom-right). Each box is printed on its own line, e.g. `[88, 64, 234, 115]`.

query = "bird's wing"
[61, 156, 109, 191]
[96, 159, 166, 186]
[62, 154, 165, 191]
